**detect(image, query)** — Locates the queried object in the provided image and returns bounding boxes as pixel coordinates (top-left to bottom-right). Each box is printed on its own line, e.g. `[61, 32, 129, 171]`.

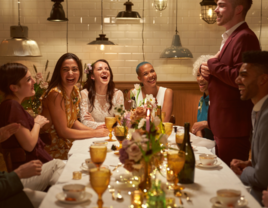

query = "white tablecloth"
[40, 136, 262, 208]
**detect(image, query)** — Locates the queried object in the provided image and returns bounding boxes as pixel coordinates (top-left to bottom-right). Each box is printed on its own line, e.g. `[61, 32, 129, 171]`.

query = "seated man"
[231, 51, 268, 205]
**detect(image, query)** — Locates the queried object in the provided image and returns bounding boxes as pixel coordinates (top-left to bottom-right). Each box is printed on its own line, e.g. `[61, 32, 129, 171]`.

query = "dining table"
[40, 128, 262, 208]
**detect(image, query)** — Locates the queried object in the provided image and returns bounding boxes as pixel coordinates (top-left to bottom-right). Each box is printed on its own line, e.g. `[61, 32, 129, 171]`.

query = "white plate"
[210, 196, 248, 208]
[196, 160, 221, 168]
[56, 191, 92, 204]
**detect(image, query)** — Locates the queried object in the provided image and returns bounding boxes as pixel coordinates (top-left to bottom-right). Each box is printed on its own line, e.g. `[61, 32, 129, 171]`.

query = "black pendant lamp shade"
[88, 34, 115, 45]
[200, 0, 217, 24]
[116, 0, 141, 19]
[47, 0, 68, 22]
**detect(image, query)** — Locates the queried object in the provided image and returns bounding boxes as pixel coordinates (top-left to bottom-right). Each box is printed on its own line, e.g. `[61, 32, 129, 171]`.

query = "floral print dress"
[40, 86, 80, 159]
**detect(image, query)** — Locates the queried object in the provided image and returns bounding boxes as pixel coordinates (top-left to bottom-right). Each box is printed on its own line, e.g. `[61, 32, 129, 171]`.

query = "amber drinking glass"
[176, 129, 184, 150]
[105, 117, 117, 142]
[163, 122, 173, 137]
[90, 166, 111, 208]
[90, 144, 107, 169]
[167, 150, 185, 190]
[114, 126, 127, 150]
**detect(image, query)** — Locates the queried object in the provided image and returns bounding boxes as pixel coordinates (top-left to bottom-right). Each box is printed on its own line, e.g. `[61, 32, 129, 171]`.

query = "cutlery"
[108, 186, 115, 200]
[116, 190, 123, 201]
[175, 190, 183, 205]
[183, 191, 191, 202]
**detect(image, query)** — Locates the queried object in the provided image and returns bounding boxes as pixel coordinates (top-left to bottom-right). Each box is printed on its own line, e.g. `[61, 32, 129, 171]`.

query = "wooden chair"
[0, 144, 26, 172]
[169, 115, 176, 125]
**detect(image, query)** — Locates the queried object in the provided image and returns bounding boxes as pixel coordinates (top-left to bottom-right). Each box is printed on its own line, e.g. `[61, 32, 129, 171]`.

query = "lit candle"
[144, 98, 147, 108]
[146, 109, 150, 132]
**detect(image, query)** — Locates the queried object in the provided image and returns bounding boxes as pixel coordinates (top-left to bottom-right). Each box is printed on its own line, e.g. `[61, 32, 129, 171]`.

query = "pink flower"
[126, 143, 142, 162]
[40, 81, 48, 89]
[84, 63, 92, 74]
[36, 72, 43, 79]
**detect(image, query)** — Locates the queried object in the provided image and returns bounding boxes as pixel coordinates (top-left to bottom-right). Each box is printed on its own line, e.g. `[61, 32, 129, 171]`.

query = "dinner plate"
[56, 191, 92, 204]
[210, 196, 248, 208]
[196, 160, 221, 168]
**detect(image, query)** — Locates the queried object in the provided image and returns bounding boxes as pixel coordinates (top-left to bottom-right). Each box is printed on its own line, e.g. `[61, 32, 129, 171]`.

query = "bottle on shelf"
[178, 122, 195, 184]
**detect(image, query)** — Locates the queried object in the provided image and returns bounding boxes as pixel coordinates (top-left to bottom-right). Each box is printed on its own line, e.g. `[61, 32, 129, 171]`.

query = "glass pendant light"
[200, 0, 217, 24]
[160, 0, 193, 59]
[116, 0, 141, 19]
[88, 0, 116, 50]
[47, 0, 68, 22]
[154, 0, 167, 11]
[0, 0, 41, 57]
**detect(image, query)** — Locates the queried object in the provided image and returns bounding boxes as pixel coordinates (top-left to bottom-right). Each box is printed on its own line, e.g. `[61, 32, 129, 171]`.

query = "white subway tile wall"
[0, 0, 267, 82]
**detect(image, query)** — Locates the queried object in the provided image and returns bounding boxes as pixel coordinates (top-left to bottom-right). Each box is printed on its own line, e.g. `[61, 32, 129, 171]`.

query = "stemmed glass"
[105, 117, 117, 142]
[163, 122, 173, 137]
[114, 126, 127, 150]
[90, 166, 111, 208]
[167, 150, 185, 191]
[90, 144, 107, 169]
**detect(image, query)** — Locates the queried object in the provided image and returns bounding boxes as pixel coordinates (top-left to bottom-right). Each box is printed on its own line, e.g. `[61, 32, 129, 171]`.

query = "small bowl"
[199, 154, 217, 165]
[217, 189, 241, 206]
[63, 184, 86, 200]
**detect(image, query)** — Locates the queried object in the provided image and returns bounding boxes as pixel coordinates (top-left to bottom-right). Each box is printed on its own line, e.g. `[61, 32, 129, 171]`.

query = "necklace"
[96, 92, 106, 97]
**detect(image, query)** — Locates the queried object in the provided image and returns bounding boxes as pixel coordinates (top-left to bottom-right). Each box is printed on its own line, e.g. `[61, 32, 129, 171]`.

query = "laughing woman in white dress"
[125, 62, 173, 122]
[80, 59, 124, 129]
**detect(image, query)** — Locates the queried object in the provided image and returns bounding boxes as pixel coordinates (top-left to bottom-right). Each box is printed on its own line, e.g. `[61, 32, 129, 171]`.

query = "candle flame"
[147, 109, 150, 117]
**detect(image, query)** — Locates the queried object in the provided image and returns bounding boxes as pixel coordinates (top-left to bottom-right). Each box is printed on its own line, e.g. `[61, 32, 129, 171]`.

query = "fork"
[183, 191, 192, 203]
[108, 186, 116, 200]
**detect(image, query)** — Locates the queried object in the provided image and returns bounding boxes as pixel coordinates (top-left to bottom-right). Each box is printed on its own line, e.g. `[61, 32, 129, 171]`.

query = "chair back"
[169, 115, 176, 125]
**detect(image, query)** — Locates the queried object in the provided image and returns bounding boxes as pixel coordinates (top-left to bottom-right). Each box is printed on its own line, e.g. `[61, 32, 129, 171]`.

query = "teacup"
[63, 184, 86, 200]
[199, 154, 217, 165]
[217, 189, 241, 206]
[85, 158, 96, 169]
[93, 141, 108, 146]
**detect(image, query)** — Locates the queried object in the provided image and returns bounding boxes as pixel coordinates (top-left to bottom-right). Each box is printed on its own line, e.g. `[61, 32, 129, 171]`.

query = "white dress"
[80, 89, 124, 129]
[136, 87, 167, 108]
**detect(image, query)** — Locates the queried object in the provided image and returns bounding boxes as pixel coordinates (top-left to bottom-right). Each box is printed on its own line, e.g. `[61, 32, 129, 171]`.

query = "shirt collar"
[222, 21, 245, 40]
[253, 94, 268, 112]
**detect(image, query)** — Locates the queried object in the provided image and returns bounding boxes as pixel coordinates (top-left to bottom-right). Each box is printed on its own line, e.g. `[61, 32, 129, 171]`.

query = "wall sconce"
[200, 0, 217, 24]
[116, 0, 141, 19]
[154, 0, 167, 11]
[47, 0, 68, 22]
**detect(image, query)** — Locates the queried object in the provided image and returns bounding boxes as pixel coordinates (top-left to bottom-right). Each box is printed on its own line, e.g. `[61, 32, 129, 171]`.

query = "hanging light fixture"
[160, 0, 193, 59]
[200, 0, 217, 24]
[116, 0, 141, 19]
[88, 0, 116, 50]
[154, 0, 168, 11]
[0, 0, 41, 57]
[47, 0, 68, 22]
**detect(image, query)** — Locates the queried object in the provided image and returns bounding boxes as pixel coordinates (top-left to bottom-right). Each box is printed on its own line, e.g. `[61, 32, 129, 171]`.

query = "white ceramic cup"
[217, 189, 241, 206]
[63, 184, 86, 200]
[85, 158, 96, 169]
[199, 154, 217, 165]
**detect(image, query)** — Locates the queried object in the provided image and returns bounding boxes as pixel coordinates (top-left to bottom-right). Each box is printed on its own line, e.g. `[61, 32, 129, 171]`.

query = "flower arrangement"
[22, 61, 50, 115]
[84, 63, 93, 74]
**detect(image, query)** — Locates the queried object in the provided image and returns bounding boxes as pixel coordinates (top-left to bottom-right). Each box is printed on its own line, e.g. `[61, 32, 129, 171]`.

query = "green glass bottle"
[178, 122, 195, 184]
[157, 105, 165, 134]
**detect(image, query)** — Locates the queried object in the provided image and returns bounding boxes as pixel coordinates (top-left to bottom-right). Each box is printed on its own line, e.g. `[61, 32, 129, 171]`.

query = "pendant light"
[47, 0, 68, 22]
[200, 0, 217, 24]
[160, 0, 193, 59]
[88, 0, 116, 50]
[0, 0, 41, 57]
[154, 0, 168, 11]
[116, 0, 141, 19]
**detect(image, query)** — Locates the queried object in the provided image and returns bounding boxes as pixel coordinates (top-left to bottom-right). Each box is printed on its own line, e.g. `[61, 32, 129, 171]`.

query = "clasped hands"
[200, 51, 220, 77]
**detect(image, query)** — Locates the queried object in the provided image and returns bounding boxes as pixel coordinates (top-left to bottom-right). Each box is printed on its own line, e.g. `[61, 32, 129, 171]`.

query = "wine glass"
[90, 144, 107, 169]
[176, 129, 184, 150]
[89, 166, 111, 208]
[105, 117, 117, 142]
[114, 126, 127, 151]
[167, 150, 185, 191]
[163, 122, 173, 137]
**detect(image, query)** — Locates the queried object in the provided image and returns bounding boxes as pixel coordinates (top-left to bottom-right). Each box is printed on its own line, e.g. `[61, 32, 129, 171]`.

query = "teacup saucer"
[80, 162, 95, 171]
[196, 160, 221, 168]
[210, 196, 248, 208]
[56, 191, 92, 204]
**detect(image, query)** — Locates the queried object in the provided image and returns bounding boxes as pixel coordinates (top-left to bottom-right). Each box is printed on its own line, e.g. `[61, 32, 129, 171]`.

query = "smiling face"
[60, 59, 80, 88]
[138, 64, 157, 87]
[13, 70, 36, 98]
[214, 0, 236, 29]
[91, 61, 111, 85]
[196, 70, 208, 94]
[235, 63, 262, 103]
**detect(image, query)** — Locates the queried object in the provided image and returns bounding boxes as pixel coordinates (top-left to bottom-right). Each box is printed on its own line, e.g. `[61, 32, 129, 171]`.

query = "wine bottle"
[178, 122, 195, 184]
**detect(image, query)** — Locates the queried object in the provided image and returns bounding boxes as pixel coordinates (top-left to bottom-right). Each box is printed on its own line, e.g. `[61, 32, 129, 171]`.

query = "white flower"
[132, 89, 137, 96]
[153, 116, 161, 127]
[40, 81, 48, 89]
[138, 118, 146, 129]
[134, 84, 140, 90]
[146, 94, 155, 105]
[132, 131, 143, 143]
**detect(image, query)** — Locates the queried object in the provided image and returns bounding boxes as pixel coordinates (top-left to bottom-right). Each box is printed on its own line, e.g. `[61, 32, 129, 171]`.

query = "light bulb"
[100, 44, 105, 51]
[207, 8, 213, 18]
[154, 0, 167, 11]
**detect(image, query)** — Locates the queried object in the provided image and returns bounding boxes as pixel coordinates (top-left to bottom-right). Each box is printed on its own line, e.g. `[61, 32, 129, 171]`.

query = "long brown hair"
[83, 59, 115, 113]
[45, 53, 83, 98]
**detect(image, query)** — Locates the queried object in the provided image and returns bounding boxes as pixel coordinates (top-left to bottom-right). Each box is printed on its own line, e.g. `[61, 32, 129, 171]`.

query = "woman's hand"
[230, 159, 251, 175]
[0, 123, 20, 143]
[84, 112, 94, 121]
[96, 124, 107, 129]
[192, 121, 208, 134]
[94, 128, 109, 137]
[14, 160, 43, 179]
[34, 115, 49, 128]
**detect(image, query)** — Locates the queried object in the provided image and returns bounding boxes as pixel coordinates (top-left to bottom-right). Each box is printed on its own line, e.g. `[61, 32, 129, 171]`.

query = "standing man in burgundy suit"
[200, 0, 260, 166]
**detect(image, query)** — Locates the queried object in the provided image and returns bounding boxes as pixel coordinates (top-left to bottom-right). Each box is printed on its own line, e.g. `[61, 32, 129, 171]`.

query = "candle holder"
[131, 190, 144, 208]
[73, 171, 82, 180]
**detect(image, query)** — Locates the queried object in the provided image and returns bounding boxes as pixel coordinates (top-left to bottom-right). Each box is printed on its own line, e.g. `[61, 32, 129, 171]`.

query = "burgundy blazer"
[207, 23, 261, 138]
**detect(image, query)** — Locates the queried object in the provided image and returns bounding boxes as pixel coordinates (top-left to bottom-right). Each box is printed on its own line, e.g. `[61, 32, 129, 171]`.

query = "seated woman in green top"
[192, 55, 214, 140]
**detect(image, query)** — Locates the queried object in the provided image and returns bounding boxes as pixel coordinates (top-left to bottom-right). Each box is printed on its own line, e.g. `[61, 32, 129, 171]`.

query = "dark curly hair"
[0, 63, 28, 96]
[83, 59, 115, 113]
